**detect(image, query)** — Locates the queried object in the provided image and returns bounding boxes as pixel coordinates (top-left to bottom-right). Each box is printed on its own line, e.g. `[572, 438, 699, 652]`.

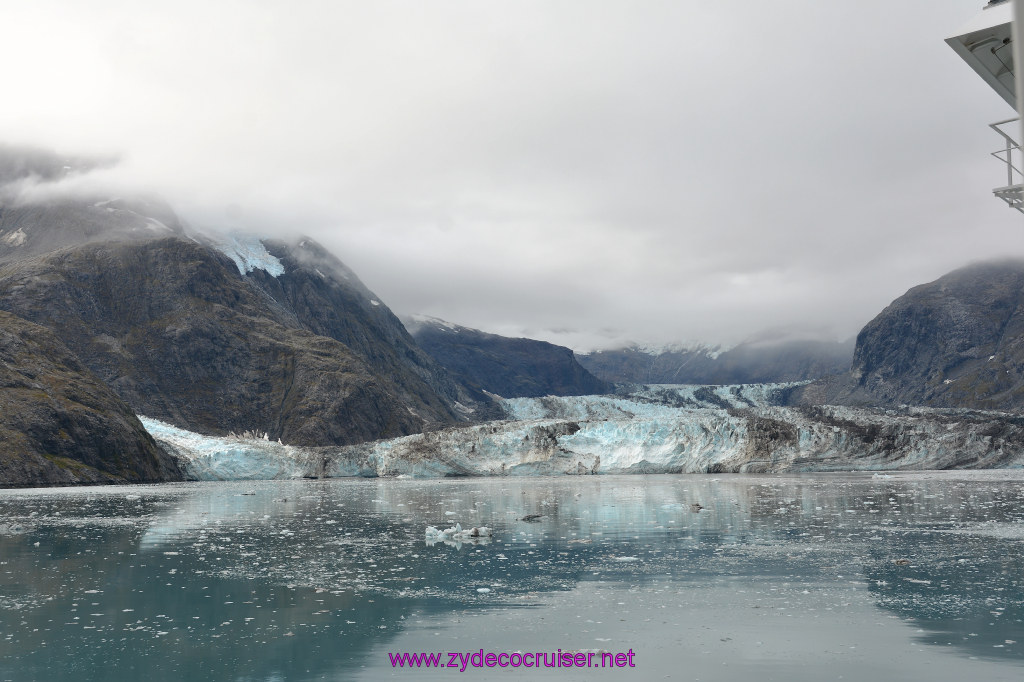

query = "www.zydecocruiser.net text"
[389, 649, 637, 671]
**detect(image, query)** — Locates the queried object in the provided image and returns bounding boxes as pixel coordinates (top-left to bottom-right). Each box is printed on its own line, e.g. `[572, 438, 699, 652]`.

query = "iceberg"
[425, 523, 492, 541]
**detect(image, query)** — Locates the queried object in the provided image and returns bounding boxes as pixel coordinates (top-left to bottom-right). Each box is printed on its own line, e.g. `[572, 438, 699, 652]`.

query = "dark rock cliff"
[0, 310, 183, 487]
[406, 317, 610, 398]
[791, 260, 1024, 410]
[249, 239, 499, 420]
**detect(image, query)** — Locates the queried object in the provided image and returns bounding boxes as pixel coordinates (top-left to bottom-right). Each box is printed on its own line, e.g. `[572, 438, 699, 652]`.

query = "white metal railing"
[990, 117, 1024, 212]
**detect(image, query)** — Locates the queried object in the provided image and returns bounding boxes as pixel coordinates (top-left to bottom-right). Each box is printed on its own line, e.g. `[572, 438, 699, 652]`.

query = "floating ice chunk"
[426, 523, 492, 542]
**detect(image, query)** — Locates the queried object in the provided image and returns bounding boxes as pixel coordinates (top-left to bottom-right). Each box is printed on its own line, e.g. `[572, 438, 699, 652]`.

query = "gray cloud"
[2, 0, 1021, 350]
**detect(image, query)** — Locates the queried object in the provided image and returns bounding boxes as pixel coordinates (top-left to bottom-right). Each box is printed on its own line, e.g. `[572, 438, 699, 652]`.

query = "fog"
[1, 0, 1021, 350]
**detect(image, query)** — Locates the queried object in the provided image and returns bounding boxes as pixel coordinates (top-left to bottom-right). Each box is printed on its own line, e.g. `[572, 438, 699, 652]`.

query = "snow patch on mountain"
[207, 233, 285, 277]
[583, 341, 735, 360]
[403, 314, 461, 334]
[0, 228, 26, 246]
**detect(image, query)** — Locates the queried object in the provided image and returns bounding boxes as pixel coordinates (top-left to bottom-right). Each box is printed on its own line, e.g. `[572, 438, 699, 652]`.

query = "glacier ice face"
[140, 417, 333, 481]
[142, 386, 1024, 481]
[500, 383, 798, 421]
[205, 232, 285, 277]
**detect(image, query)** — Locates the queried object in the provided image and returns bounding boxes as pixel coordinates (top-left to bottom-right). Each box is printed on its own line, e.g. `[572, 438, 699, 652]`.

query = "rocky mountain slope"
[0, 146, 494, 461]
[405, 316, 610, 398]
[791, 260, 1024, 411]
[0, 237, 444, 445]
[249, 241, 496, 419]
[0, 310, 183, 486]
[577, 339, 853, 385]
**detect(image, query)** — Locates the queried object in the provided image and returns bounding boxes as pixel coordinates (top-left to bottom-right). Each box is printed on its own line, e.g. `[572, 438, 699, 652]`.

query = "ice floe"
[425, 523, 492, 541]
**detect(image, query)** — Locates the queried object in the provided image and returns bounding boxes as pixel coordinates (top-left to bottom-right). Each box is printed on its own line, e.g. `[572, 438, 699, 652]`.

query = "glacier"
[205, 232, 285, 277]
[142, 385, 1024, 481]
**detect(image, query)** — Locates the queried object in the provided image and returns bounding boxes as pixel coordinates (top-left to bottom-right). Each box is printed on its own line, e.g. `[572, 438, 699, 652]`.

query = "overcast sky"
[2, 0, 1022, 350]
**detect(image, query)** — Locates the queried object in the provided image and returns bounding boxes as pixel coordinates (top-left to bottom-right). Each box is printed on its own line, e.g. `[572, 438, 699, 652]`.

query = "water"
[2, 473, 1024, 681]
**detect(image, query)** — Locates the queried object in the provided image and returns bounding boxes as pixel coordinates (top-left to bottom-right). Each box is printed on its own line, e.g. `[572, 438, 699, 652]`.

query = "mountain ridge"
[404, 315, 611, 398]
[0, 309, 184, 486]
[0, 145, 496, 464]
[790, 258, 1024, 411]
[576, 338, 854, 385]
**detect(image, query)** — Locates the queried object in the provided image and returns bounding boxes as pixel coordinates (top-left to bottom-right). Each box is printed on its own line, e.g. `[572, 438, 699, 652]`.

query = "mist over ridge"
[1, 1, 1021, 352]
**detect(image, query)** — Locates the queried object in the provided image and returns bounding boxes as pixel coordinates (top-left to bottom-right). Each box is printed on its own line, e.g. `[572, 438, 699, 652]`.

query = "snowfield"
[142, 385, 1024, 481]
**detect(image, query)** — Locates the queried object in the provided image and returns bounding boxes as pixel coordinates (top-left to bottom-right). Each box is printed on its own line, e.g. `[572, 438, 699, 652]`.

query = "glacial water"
[2, 473, 1024, 681]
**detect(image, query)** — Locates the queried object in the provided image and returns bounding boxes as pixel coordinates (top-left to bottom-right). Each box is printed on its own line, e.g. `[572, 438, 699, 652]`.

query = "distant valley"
[576, 338, 855, 386]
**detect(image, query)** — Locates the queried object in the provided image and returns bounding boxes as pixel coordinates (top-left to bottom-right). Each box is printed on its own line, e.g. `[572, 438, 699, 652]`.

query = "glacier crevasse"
[141, 385, 1024, 481]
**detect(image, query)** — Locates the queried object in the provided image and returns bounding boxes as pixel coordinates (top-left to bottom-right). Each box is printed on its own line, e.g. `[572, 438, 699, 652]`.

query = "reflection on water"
[1, 473, 1024, 680]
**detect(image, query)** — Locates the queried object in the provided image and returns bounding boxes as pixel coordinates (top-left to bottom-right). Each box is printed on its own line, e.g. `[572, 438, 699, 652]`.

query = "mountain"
[0, 145, 495, 459]
[404, 316, 611, 398]
[577, 338, 854, 385]
[0, 310, 184, 486]
[7, 142, 1024, 487]
[792, 260, 1024, 410]
[246, 239, 498, 420]
[0, 145, 182, 264]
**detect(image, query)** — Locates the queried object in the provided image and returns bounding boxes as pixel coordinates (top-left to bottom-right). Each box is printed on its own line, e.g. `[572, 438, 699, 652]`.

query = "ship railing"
[990, 117, 1024, 212]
